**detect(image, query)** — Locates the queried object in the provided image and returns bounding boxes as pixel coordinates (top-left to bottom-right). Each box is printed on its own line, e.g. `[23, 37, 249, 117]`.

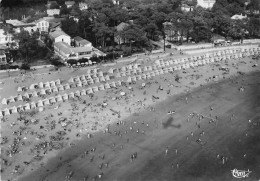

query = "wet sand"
[18, 71, 260, 181]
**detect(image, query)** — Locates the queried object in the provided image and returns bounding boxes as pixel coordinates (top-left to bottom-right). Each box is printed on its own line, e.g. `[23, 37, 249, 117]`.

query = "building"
[54, 41, 93, 60]
[0, 48, 7, 65]
[197, 0, 215, 9]
[5, 19, 37, 34]
[74, 36, 92, 47]
[181, 4, 194, 11]
[114, 22, 129, 44]
[35, 19, 49, 33]
[49, 30, 71, 45]
[65, 1, 75, 8]
[112, 0, 120, 5]
[0, 29, 14, 45]
[231, 14, 247, 20]
[47, 9, 60, 16]
[79, 2, 88, 11]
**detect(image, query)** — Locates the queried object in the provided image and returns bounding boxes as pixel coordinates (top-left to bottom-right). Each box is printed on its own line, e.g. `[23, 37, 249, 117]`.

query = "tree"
[61, 18, 79, 38]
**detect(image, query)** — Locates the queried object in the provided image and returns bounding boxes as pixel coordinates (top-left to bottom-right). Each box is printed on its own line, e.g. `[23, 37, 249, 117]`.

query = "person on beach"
[165, 147, 169, 155]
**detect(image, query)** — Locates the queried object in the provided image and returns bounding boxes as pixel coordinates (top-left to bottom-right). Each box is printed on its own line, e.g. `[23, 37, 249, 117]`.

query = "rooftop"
[116, 22, 129, 32]
[55, 42, 92, 54]
[65, 1, 75, 5]
[74, 36, 91, 45]
[49, 30, 70, 39]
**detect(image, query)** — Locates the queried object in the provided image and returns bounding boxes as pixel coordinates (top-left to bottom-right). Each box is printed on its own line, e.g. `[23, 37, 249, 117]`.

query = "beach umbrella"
[1, 98, 7, 105]
[64, 84, 70, 90]
[80, 90, 87, 96]
[42, 99, 50, 105]
[50, 81, 56, 87]
[55, 95, 63, 102]
[10, 106, 18, 114]
[38, 82, 44, 89]
[105, 83, 111, 89]
[44, 81, 50, 88]
[86, 88, 93, 94]
[88, 79, 94, 85]
[24, 103, 31, 110]
[110, 81, 116, 88]
[108, 68, 114, 74]
[92, 86, 99, 92]
[17, 87, 22, 92]
[3, 108, 10, 116]
[94, 77, 100, 83]
[68, 92, 75, 99]
[30, 102, 36, 109]
[68, 77, 74, 83]
[76, 82, 83, 87]
[62, 93, 68, 100]
[74, 90, 80, 97]
[55, 79, 61, 85]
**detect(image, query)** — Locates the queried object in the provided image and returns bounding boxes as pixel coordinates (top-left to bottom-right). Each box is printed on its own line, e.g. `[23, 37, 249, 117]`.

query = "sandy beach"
[0, 46, 260, 181]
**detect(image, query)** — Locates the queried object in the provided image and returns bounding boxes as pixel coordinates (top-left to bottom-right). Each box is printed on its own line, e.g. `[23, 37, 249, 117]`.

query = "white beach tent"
[142, 74, 147, 79]
[126, 70, 131, 76]
[169, 60, 174, 65]
[49, 97, 56, 104]
[50, 81, 56, 87]
[127, 77, 132, 83]
[136, 75, 142, 80]
[165, 61, 170, 66]
[152, 65, 157, 70]
[76, 82, 83, 87]
[154, 70, 160, 75]
[82, 80, 88, 87]
[58, 85, 64, 91]
[159, 69, 164, 74]
[92, 86, 99, 92]
[155, 59, 160, 64]
[74, 76, 80, 82]
[17, 105, 24, 112]
[86, 74, 92, 79]
[2, 98, 7, 105]
[37, 100, 44, 107]
[117, 81, 122, 86]
[80, 75, 86, 81]
[68, 92, 75, 99]
[132, 69, 137, 74]
[86, 88, 93, 94]
[45, 88, 52, 95]
[121, 66, 126, 72]
[30, 84, 36, 90]
[24, 103, 31, 110]
[64, 83, 70, 90]
[74, 90, 81, 97]
[134, 64, 139, 69]
[128, 64, 133, 70]
[55, 95, 63, 102]
[143, 66, 148, 72]
[94, 77, 100, 83]
[88, 79, 94, 84]
[10, 106, 18, 114]
[136, 68, 142, 74]
[108, 68, 114, 74]
[23, 92, 30, 98]
[105, 83, 111, 89]
[55, 79, 61, 85]
[163, 69, 169, 74]
[30, 102, 37, 109]
[150, 71, 155, 77]
[62, 93, 69, 101]
[146, 72, 151, 79]
[110, 81, 116, 88]
[42, 99, 50, 105]
[9, 96, 15, 103]
[168, 67, 173, 72]
[98, 71, 104, 77]
[38, 82, 44, 88]
[99, 76, 106, 82]
[121, 72, 126, 77]
[52, 87, 58, 93]
[132, 76, 137, 82]
[44, 81, 50, 88]
[116, 73, 121, 78]
[17, 87, 22, 92]
[68, 77, 74, 83]
[80, 90, 87, 96]
[3, 108, 10, 116]
[147, 66, 153, 71]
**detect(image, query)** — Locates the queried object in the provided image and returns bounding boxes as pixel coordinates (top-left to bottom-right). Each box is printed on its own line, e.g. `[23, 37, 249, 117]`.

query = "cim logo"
[231, 168, 252, 178]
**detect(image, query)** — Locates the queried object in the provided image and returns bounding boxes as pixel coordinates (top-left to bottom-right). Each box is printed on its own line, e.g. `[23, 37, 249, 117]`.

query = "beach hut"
[1, 98, 7, 105]
[146, 73, 151, 79]
[116, 81, 122, 86]
[92, 86, 99, 92]
[128, 64, 133, 70]
[132, 76, 137, 82]
[76, 82, 83, 87]
[152, 65, 157, 70]
[3, 108, 10, 116]
[80, 90, 87, 96]
[17, 105, 24, 112]
[105, 83, 111, 89]
[42, 99, 50, 105]
[70, 83, 76, 89]
[37, 100, 43, 107]
[143, 66, 148, 72]
[62, 93, 68, 101]
[9, 96, 15, 103]
[68, 77, 74, 83]
[163, 68, 169, 74]
[159, 69, 164, 74]
[55, 79, 61, 85]
[116, 73, 121, 78]
[55, 95, 63, 102]
[68, 92, 75, 99]
[110, 81, 116, 88]
[121, 66, 126, 72]
[64, 83, 70, 90]
[108, 68, 114, 74]
[154, 70, 159, 75]
[24, 103, 31, 110]
[94, 77, 100, 83]
[29, 84, 36, 90]
[49, 97, 56, 104]
[50, 81, 56, 88]
[30, 102, 36, 109]
[44, 81, 50, 88]
[57, 85, 64, 91]
[86, 88, 93, 94]
[38, 82, 44, 89]
[17, 87, 22, 92]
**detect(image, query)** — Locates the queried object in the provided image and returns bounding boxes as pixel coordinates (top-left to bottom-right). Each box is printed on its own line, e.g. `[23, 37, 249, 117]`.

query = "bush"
[50, 58, 65, 67]
[20, 63, 30, 70]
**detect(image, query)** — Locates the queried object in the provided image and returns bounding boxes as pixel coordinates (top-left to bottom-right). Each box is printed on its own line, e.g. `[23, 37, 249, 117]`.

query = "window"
[42, 22, 44, 26]
[45, 22, 47, 26]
